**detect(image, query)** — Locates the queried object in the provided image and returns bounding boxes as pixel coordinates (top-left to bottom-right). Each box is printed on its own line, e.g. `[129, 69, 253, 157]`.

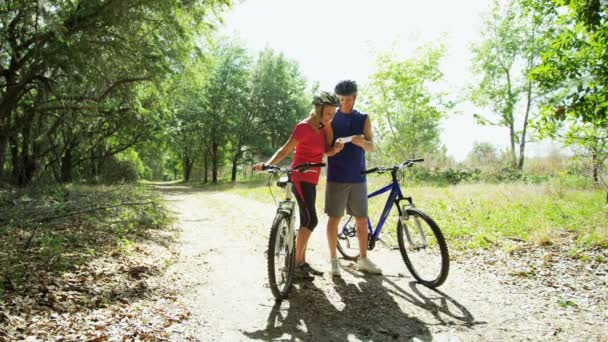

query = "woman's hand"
[253, 162, 267, 171]
[334, 141, 344, 153]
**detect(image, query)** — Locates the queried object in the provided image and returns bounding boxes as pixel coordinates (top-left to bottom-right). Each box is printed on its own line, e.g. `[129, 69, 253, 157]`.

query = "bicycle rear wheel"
[336, 215, 361, 261]
[267, 212, 295, 300]
[397, 208, 449, 288]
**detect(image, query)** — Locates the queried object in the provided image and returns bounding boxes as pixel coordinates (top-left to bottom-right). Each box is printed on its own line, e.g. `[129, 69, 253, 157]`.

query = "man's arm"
[352, 115, 374, 152]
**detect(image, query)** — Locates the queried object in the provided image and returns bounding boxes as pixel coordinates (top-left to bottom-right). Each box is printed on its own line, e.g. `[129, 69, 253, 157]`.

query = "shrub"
[99, 150, 144, 183]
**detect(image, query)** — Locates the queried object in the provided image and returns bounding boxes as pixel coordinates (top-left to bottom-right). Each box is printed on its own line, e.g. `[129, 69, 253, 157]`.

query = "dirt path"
[157, 185, 607, 341]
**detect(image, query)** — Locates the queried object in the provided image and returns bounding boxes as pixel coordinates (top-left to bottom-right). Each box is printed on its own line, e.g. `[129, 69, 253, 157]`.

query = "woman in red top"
[254, 91, 344, 279]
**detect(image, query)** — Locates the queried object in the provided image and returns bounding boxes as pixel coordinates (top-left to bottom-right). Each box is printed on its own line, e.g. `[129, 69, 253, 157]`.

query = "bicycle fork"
[399, 198, 428, 249]
[278, 199, 296, 254]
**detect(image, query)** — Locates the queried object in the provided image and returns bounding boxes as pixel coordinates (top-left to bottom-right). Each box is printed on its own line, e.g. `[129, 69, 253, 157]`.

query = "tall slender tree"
[470, 0, 548, 169]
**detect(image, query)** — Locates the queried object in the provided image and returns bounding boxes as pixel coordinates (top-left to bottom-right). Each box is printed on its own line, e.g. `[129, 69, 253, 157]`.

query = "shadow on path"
[243, 269, 482, 341]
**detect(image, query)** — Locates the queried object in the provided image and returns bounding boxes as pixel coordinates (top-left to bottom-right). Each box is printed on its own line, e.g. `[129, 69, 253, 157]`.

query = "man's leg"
[349, 183, 382, 274]
[327, 216, 341, 259]
[355, 216, 368, 259]
[325, 181, 348, 259]
[325, 182, 349, 277]
[326, 216, 342, 276]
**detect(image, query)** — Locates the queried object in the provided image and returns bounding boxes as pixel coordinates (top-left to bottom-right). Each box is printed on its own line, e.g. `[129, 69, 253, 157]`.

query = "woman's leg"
[295, 227, 312, 265]
[292, 182, 318, 265]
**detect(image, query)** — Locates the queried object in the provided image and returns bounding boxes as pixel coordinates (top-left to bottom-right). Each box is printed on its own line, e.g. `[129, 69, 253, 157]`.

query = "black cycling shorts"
[292, 181, 318, 231]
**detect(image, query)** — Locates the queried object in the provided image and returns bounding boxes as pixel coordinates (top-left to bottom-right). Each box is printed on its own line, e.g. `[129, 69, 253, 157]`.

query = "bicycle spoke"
[337, 219, 361, 261]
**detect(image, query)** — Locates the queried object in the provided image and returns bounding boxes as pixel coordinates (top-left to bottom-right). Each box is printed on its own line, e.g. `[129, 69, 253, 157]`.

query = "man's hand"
[352, 134, 367, 148]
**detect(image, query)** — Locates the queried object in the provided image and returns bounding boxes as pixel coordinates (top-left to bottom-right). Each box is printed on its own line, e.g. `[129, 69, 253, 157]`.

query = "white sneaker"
[357, 257, 382, 274]
[329, 258, 341, 277]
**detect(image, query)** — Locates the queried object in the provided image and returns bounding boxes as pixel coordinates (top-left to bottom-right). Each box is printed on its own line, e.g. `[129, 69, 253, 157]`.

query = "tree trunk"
[231, 154, 239, 183]
[7, 111, 37, 186]
[509, 119, 516, 168]
[61, 147, 73, 183]
[9, 130, 20, 185]
[518, 82, 533, 170]
[592, 149, 599, 186]
[505, 71, 517, 168]
[204, 153, 208, 184]
[0, 131, 7, 182]
[20, 133, 35, 186]
[212, 142, 219, 183]
[183, 157, 193, 183]
[203, 151, 208, 184]
[1, 80, 26, 183]
[230, 146, 243, 183]
[90, 148, 97, 179]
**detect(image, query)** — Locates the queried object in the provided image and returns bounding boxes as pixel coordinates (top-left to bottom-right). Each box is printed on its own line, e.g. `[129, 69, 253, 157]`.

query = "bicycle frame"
[340, 170, 416, 243]
[276, 176, 296, 253]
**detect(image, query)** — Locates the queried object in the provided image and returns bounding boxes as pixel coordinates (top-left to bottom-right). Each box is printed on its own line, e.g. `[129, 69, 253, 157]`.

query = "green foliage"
[408, 167, 482, 186]
[250, 48, 310, 151]
[162, 43, 310, 184]
[0, 0, 232, 186]
[526, 0, 608, 124]
[365, 43, 451, 165]
[99, 158, 142, 184]
[441, 168, 482, 185]
[466, 142, 502, 170]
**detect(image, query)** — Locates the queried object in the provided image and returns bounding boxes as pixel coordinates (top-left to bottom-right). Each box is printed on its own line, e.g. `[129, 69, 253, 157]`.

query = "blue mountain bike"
[336, 159, 449, 288]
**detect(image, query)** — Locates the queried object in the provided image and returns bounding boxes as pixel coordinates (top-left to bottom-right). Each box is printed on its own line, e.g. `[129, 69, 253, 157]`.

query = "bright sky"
[219, 0, 557, 161]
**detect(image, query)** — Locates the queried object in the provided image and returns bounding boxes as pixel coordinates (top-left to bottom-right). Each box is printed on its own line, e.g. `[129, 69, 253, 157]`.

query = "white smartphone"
[336, 136, 353, 144]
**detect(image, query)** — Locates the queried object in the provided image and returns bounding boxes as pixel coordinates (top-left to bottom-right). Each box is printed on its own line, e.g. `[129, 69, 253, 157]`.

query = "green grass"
[219, 172, 608, 250]
[384, 182, 607, 250]
[558, 299, 578, 308]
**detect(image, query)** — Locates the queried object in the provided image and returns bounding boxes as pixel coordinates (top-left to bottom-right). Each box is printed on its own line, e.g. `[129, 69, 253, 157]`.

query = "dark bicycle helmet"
[312, 91, 340, 107]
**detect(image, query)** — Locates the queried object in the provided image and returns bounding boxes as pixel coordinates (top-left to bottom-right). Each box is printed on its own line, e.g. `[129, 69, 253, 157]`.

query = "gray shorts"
[324, 182, 368, 218]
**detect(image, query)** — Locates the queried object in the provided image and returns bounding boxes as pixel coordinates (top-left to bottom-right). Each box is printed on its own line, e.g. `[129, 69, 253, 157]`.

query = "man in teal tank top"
[325, 80, 382, 276]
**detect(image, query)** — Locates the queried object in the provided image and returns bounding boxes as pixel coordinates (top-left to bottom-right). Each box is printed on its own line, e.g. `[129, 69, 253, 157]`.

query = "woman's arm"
[254, 135, 298, 170]
[322, 124, 344, 157]
[323, 124, 334, 150]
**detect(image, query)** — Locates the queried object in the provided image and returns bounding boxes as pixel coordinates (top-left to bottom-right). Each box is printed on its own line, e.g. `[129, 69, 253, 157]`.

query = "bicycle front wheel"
[336, 215, 361, 261]
[397, 208, 449, 288]
[267, 212, 295, 300]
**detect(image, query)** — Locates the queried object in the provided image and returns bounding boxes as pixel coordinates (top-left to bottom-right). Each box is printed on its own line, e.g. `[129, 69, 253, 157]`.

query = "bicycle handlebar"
[361, 158, 424, 175]
[261, 162, 326, 174]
